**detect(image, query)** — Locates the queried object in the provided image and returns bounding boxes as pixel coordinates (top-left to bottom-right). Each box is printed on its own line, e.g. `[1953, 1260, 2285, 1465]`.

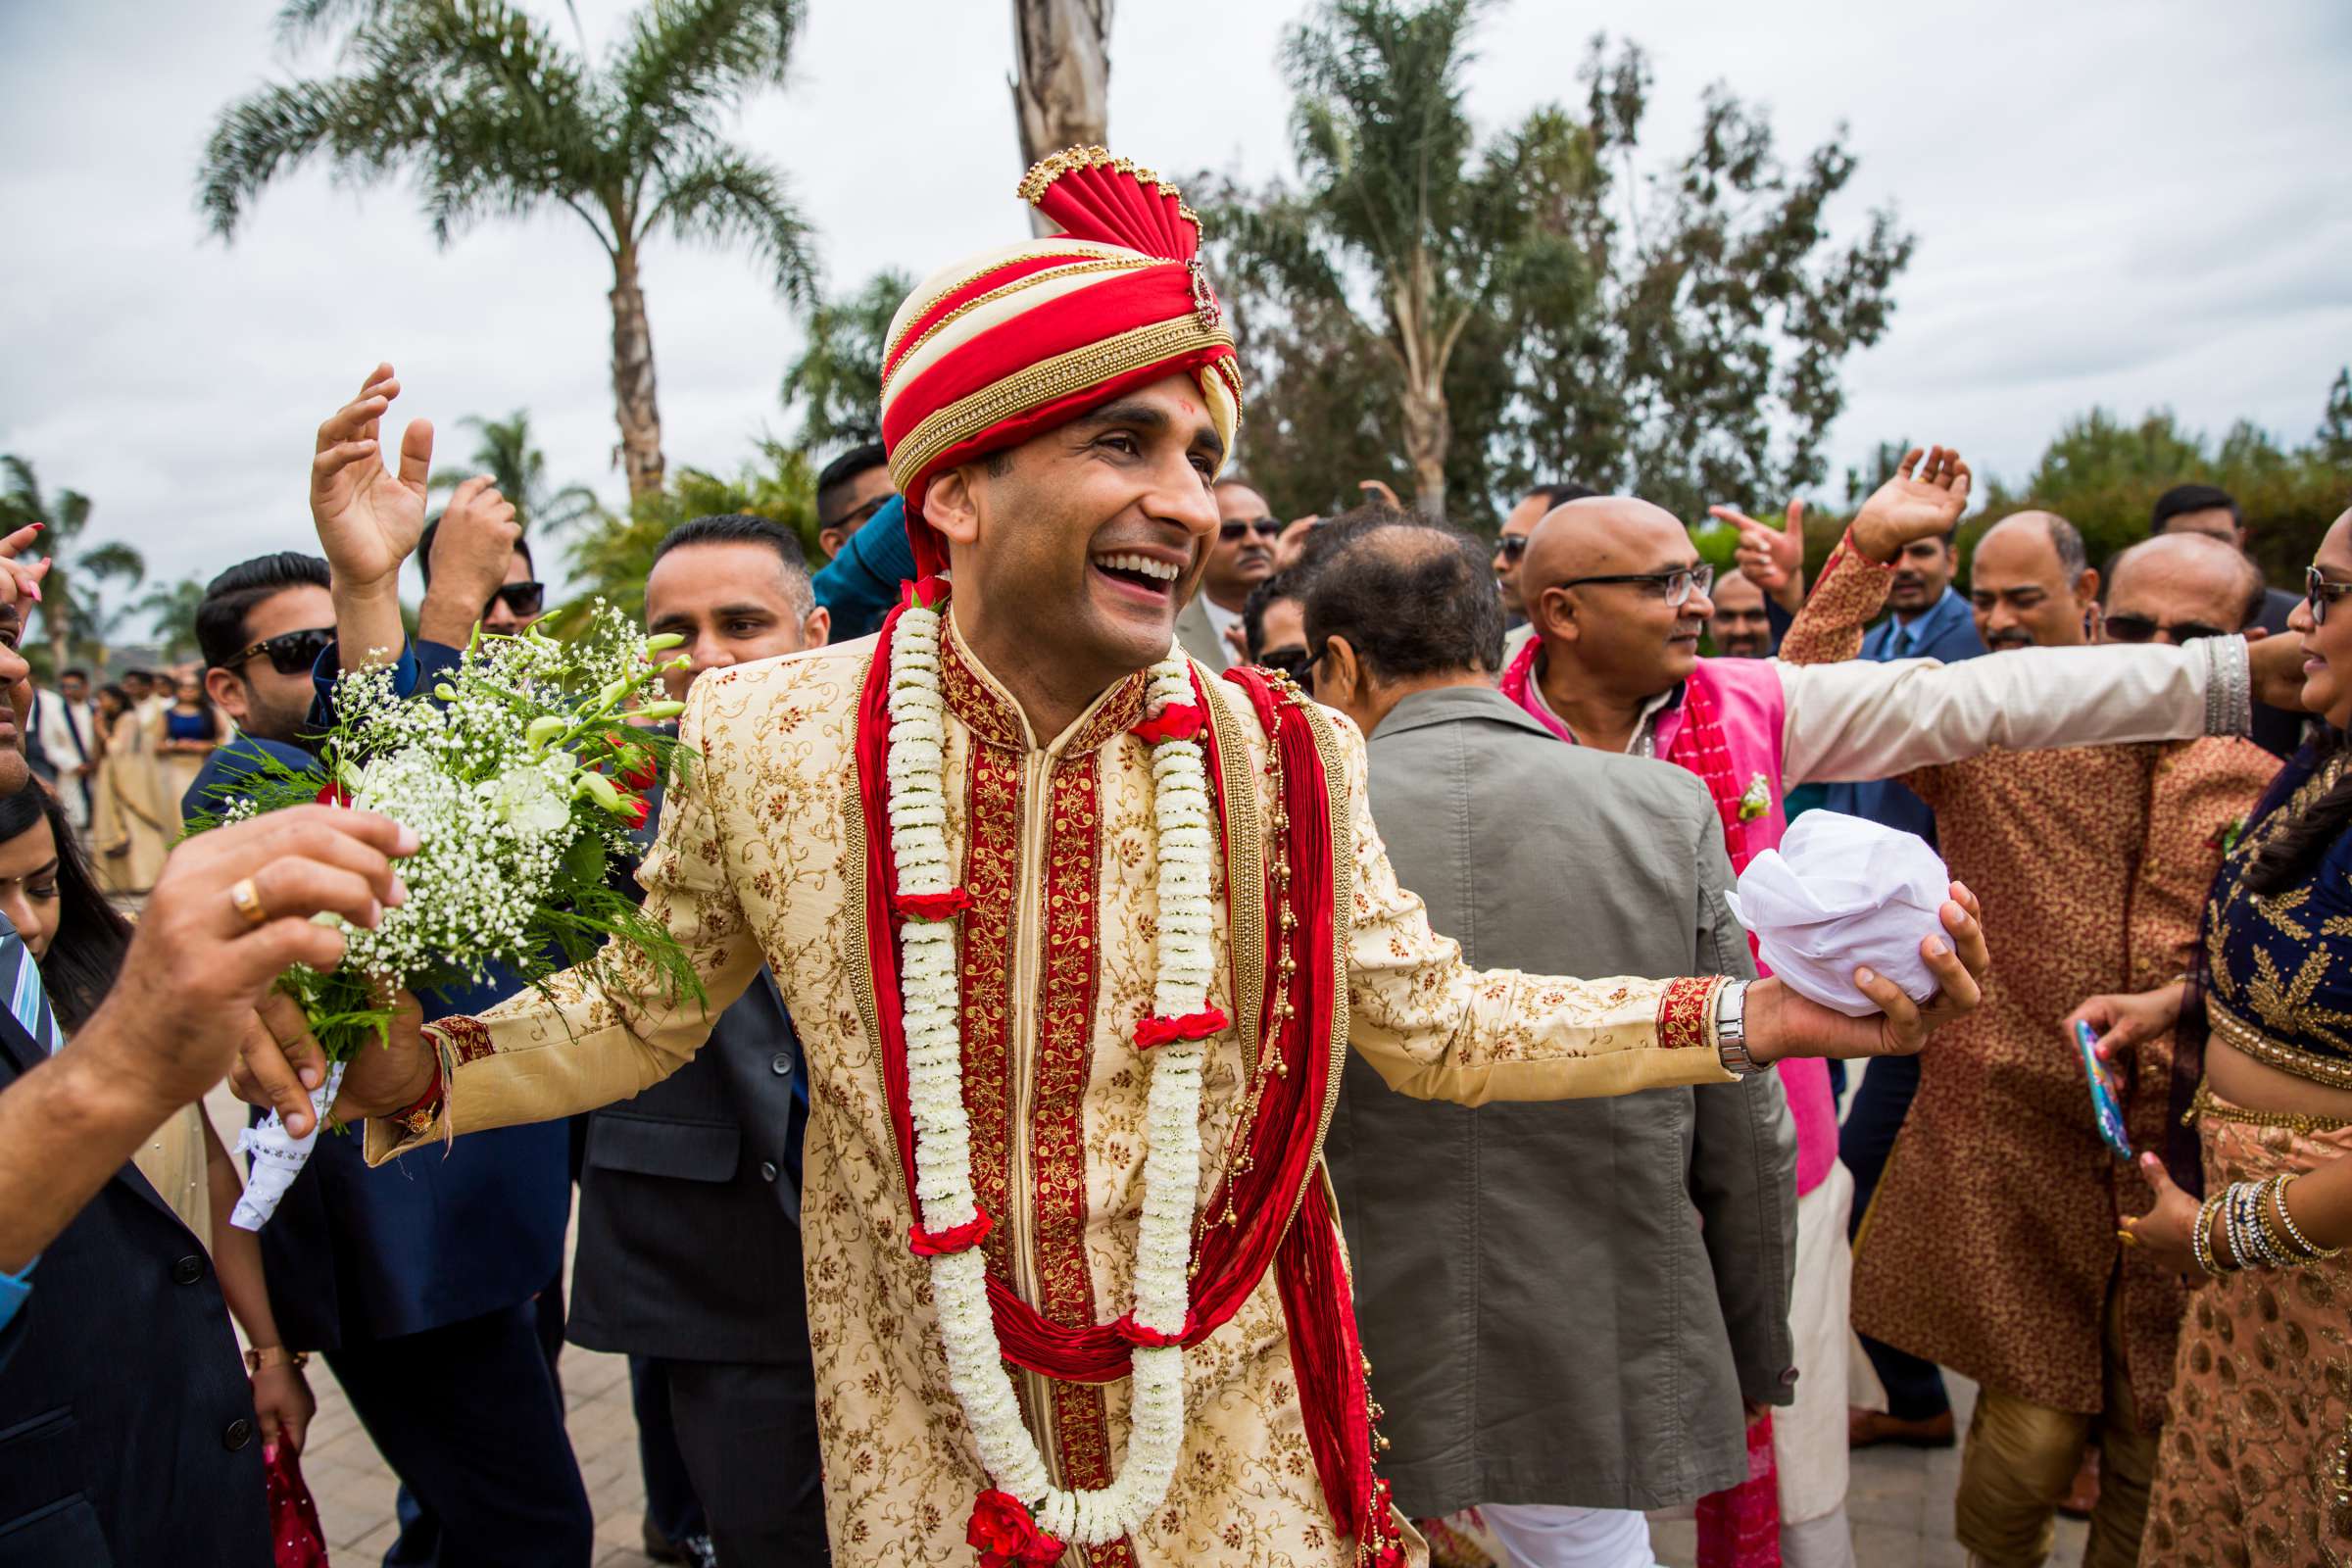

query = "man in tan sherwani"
[238, 153, 1990, 1568]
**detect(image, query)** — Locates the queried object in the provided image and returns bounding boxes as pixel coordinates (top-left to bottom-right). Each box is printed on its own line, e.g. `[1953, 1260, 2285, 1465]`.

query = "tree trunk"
[44, 567, 69, 682]
[1009, 0, 1112, 236]
[609, 248, 665, 498]
[1400, 382, 1449, 520]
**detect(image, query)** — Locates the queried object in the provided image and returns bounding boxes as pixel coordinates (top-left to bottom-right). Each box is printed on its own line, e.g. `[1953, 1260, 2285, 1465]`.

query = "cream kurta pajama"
[368, 623, 1743, 1567]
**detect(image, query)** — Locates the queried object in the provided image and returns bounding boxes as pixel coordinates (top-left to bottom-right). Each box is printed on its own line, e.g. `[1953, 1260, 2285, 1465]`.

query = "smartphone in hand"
[2075, 1018, 2133, 1159]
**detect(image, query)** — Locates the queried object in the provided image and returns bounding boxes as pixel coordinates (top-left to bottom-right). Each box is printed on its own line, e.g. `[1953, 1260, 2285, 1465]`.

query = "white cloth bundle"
[1724, 810, 1952, 1018]
[228, 1060, 346, 1231]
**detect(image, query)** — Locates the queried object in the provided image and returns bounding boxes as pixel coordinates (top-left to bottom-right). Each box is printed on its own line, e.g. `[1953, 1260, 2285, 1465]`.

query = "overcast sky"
[2, 0, 2347, 635]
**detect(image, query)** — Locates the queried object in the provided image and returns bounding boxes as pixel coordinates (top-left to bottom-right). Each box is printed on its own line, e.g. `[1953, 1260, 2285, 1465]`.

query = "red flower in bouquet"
[315, 781, 351, 808]
[616, 793, 651, 831]
[966, 1490, 1063, 1567]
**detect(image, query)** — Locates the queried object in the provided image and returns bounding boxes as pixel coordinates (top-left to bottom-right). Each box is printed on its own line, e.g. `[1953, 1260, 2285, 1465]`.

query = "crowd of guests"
[0, 365, 2345, 1568]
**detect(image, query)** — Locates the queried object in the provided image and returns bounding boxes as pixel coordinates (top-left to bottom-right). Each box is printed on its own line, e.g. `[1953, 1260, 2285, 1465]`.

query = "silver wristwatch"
[1715, 980, 1764, 1077]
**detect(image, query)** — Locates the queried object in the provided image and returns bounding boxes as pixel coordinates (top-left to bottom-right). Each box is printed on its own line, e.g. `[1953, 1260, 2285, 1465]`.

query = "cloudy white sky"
[2, 0, 2347, 633]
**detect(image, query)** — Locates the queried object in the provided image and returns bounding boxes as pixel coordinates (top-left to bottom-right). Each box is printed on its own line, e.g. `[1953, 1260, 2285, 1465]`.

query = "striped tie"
[0, 922, 64, 1055]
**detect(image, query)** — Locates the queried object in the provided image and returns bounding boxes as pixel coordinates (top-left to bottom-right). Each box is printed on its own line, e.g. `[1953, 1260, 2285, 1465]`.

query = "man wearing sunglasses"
[812, 442, 896, 563]
[418, 493, 544, 636]
[1495, 481, 1597, 635]
[186, 553, 339, 816]
[1173, 475, 1280, 666]
[1778, 510, 2285, 1568]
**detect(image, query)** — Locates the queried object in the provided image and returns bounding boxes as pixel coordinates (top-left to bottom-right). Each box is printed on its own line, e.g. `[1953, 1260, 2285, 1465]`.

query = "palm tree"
[199, 0, 819, 498]
[1010, 0, 1112, 233]
[132, 577, 211, 664]
[0, 458, 145, 677]
[429, 409, 605, 533]
[563, 439, 817, 622]
[778, 270, 911, 452]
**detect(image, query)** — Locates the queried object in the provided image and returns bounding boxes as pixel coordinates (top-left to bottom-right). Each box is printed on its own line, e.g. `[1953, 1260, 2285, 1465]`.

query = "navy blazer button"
[760, 1161, 779, 1183]
[172, 1254, 206, 1286]
[222, 1417, 254, 1450]
[770, 1053, 792, 1076]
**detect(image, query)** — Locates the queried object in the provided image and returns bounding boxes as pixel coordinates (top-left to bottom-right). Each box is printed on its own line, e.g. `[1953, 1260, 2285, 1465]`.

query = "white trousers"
[1480, 1504, 1655, 1568]
[1776, 1159, 1857, 1568]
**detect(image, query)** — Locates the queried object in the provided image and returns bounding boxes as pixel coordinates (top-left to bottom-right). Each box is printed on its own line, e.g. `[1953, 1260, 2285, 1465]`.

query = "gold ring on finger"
[228, 877, 270, 929]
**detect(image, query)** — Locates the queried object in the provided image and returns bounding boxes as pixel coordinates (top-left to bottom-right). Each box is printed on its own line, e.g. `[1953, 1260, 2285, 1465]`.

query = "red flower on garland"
[966, 1490, 1063, 1567]
[315, 781, 351, 808]
[1135, 1006, 1229, 1050]
[899, 575, 952, 612]
[908, 1204, 995, 1258]
[895, 886, 973, 922]
[1130, 703, 1205, 746]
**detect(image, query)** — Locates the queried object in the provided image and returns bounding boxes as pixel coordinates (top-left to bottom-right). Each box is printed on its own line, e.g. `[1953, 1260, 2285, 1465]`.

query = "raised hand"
[1747, 881, 1990, 1061]
[1712, 498, 1806, 612]
[416, 476, 521, 647]
[1849, 446, 1972, 564]
[312, 363, 433, 596]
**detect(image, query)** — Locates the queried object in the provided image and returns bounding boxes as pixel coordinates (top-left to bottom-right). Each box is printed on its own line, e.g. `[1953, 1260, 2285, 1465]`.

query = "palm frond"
[647, 147, 817, 307]
[612, 0, 802, 160]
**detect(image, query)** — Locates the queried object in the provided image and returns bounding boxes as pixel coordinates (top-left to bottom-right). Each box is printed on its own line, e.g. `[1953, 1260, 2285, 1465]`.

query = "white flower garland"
[887, 598, 1216, 1547]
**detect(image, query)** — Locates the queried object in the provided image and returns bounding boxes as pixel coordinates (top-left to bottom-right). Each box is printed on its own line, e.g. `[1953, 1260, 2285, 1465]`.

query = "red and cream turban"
[880, 146, 1245, 579]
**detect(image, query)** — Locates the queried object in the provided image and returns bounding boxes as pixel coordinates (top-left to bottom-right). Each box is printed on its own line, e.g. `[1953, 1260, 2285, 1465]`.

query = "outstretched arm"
[1774, 446, 1973, 665]
[1332, 710, 1986, 1103]
[311, 364, 431, 672]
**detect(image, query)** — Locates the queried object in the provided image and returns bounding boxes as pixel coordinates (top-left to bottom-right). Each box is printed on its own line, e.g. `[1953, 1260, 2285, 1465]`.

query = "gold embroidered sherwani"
[368, 618, 1740, 1568]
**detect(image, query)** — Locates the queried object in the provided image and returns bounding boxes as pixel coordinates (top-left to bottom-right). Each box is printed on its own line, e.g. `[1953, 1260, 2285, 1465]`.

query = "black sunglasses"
[490, 580, 546, 619]
[2308, 565, 2352, 627]
[1495, 534, 1531, 562]
[1557, 563, 1714, 608]
[1256, 644, 1323, 683]
[823, 493, 893, 534]
[229, 625, 335, 677]
[1219, 517, 1282, 544]
[2103, 612, 2227, 646]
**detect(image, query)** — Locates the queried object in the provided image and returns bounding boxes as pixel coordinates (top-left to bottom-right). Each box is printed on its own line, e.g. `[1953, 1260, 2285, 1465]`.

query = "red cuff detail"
[1656, 977, 1721, 1055]
[1830, 530, 1895, 578]
[393, 1058, 444, 1134]
[1131, 703, 1206, 745]
[1136, 1006, 1229, 1050]
[895, 887, 973, 921]
[909, 1204, 995, 1257]
[1111, 1308, 1197, 1348]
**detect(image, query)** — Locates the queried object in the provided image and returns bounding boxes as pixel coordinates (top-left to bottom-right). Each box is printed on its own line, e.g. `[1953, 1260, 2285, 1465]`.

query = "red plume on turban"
[879, 147, 1244, 580]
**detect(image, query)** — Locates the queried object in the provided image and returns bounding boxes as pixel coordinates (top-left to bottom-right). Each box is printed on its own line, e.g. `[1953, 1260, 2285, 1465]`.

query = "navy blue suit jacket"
[180, 652, 571, 1349]
[1817, 589, 1985, 845]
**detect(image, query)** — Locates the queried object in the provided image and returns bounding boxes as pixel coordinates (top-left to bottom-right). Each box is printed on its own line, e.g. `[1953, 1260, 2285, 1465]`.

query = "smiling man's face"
[933, 374, 1224, 691]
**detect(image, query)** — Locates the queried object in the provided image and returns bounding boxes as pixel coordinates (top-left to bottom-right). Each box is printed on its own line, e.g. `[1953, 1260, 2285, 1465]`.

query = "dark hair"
[416, 517, 533, 587]
[0, 782, 129, 1031]
[1528, 481, 1598, 510]
[1300, 510, 1506, 680]
[61, 667, 88, 683]
[97, 684, 128, 717]
[2036, 513, 2089, 579]
[2151, 483, 2242, 536]
[651, 514, 814, 615]
[816, 442, 891, 526]
[196, 552, 332, 669]
[1242, 570, 1300, 662]
[2244, 731, 2352, 897]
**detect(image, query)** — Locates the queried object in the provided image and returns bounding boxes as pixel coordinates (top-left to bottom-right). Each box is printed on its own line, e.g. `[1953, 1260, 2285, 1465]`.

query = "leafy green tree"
[199, 0, 819, 499]
[1961, 374, 2352, 584]
[1203, 1, 1910, 530]
[779, 270, 911, 452]
[0, 458, 145, 677]
[561, 439, 817, 623]
[429, 409, 604, 533]
[2318, 367, 2352, 471]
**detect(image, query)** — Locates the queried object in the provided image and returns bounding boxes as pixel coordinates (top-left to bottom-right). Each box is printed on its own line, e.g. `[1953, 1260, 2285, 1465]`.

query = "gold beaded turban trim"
[879, 146, 1245, 579]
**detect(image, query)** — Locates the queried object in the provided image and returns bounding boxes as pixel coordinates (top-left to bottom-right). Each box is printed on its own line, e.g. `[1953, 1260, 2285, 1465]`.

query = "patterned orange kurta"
[366, 617, 1738, 1567]
[1783, 542, 2279, 1420]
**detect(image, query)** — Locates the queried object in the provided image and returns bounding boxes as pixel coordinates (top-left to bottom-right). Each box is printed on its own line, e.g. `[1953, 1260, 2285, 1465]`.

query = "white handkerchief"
[1724, 810, 1952, 1018]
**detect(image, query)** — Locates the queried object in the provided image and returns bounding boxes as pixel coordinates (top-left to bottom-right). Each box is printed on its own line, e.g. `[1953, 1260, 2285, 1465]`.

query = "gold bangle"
[244, 1346, 311, 1374]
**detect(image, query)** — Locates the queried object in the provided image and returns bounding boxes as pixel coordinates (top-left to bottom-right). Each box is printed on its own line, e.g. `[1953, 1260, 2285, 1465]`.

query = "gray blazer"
[1173, 588, 1227, 668]
[1327, 685, 1798, 1516]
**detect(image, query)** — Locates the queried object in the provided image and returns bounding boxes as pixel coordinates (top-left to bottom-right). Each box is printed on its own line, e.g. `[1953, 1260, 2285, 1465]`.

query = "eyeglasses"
[1219, 517, 1281, 544]
[489, 581, 546, 619]
[2102, 612, 2228, 646]
[2308, 566, 2352, 627]
[822, 494, 893, 535]
[1256, 644, 1318, 682]
[1495, 534, 1531, 563]
[1556, 564, 1714, 608]
[227, 625, 335, 677]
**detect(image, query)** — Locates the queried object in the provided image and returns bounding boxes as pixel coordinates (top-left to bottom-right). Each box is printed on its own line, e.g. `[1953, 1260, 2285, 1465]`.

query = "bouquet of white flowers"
[197, 604, 703, 1228]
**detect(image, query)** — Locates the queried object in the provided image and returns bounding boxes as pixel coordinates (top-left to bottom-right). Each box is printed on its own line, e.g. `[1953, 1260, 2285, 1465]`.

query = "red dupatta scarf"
[853, 589, 1402, 1565]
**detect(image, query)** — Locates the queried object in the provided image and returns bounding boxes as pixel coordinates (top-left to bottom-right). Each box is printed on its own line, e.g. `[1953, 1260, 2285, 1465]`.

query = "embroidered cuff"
[2203, 634, 2253, 738]
[1657, 975, 1730, 1057]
